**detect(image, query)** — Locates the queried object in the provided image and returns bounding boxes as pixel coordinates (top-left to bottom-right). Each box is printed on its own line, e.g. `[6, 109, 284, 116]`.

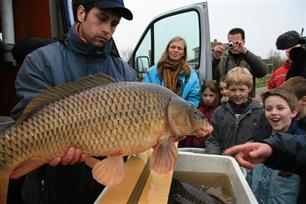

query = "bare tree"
[266, 49, 286, 73]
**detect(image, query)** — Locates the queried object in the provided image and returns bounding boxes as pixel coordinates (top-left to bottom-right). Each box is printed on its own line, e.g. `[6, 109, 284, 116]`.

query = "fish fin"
[0, 170, 10, 204]
[16, 73, 117, 125]
[92, 156, 125, 186]
[9, 157, 47, 179]
[85, 157, 101, 168]
[150, 138, 178, 174]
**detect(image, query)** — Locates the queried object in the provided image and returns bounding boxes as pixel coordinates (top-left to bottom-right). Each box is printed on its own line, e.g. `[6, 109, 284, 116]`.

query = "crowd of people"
[4, 0, 306, 203]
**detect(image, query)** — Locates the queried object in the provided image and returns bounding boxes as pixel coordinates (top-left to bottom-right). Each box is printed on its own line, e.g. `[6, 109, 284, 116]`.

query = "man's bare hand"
[48, 147, 87, 166]
[213, 42, 225, 59]
[230, 40, 248, 54]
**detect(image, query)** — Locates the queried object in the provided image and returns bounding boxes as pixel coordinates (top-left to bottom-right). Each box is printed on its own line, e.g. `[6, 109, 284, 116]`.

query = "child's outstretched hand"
[224, 142, 272, 169]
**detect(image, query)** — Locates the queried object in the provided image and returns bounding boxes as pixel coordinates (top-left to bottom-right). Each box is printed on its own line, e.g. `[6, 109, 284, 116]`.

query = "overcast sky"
[113, 0, 305, 59]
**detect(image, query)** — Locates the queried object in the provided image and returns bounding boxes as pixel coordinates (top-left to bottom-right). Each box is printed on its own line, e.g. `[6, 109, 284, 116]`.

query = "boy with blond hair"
[205, 67, 265, 154]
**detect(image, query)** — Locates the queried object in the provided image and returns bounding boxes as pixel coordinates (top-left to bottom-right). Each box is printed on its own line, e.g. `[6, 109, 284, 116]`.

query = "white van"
[128, 2, 212, 82]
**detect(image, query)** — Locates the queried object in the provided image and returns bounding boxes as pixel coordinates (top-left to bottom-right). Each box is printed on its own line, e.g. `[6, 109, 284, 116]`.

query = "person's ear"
[291, 107, 298, 119]
[77, 5, 86, 22]
[248, 86, 252, 94]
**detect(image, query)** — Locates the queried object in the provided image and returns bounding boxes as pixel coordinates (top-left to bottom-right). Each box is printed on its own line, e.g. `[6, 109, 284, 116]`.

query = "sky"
[113, 0, 306, 59]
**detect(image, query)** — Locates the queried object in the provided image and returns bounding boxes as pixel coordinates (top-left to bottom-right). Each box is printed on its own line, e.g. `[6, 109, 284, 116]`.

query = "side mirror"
[136, 56, 150, 80]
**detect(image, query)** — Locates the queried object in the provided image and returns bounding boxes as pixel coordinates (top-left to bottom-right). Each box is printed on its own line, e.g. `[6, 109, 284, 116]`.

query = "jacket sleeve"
[143, 66, 157, 83]
[243, 50, 267, 78]
[120, 59, 137, 81]
[205, 110, 222, 154]
[212, 57, 220, 80]
[143, 70, 152, 83]
[267, 72, 276, 90]
[183, 71, 201, 107]
[263, 133, 306, 176]
[10, 50, 53, 119]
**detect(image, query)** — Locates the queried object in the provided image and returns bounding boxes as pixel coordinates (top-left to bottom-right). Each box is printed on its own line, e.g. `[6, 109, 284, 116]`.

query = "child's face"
[201, 88, 217, 106]
[264, 96, 297, 132]
[228, 84, 251, 104]
[219, 81, 229, 97]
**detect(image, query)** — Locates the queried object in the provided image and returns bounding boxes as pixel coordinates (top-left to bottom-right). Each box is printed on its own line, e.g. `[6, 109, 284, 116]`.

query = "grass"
[256, 74, 270, 88]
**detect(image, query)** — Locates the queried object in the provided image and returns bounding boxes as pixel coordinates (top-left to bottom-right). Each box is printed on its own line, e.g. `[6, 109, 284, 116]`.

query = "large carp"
[0, 74, 213, 204]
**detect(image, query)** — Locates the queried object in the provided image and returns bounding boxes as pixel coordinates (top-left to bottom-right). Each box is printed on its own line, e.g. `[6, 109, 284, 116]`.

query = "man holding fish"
[2, 1, 213, 204]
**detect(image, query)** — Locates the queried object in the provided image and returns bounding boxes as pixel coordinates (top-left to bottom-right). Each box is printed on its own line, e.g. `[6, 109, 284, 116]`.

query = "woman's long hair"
[157, 36, 188, 66]
[157, 36, 190, 79]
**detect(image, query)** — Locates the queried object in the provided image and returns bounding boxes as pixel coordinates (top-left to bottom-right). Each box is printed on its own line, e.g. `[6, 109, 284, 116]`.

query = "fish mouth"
[188, 127, 213, 138]
[198, 122, 213, 137]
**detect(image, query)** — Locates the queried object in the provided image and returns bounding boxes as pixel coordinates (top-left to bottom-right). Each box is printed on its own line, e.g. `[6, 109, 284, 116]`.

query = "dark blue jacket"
[248, 121, 305, 204]
[264, 131, 306, 175]
[263, 128, 306, 204]
[11, 26, 136, 204]
[11, 26, 136, 119]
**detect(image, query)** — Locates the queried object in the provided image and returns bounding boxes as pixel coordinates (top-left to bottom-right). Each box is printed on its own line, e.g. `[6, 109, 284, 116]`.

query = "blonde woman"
[143, 36, 201, 106]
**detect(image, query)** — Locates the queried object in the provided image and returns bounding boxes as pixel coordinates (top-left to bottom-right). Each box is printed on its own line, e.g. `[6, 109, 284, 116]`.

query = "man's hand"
[48, 147, 87, 166]
[213, 42, 225, 59]
[223, 142, 272, 169]
[231, 40, 247, 54]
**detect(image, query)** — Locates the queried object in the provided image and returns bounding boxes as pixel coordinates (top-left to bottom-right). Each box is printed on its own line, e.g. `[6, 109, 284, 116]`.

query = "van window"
[134, 10, 200, 81]
[154, 11, 200, 69]
[135, 31, 151, 80]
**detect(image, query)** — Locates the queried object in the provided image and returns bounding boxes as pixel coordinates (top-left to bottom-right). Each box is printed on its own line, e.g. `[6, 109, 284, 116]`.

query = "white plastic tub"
[178, 147, 205, 154]
[175, 151, 258, 204]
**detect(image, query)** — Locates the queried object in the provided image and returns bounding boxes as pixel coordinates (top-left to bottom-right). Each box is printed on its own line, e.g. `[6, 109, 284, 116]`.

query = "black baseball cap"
[79, 0, 133, 20]
[276, 30, 301, 50]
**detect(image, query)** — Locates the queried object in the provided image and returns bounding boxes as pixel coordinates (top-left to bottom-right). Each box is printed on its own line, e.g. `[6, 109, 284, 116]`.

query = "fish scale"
[0, 76, 212, 204]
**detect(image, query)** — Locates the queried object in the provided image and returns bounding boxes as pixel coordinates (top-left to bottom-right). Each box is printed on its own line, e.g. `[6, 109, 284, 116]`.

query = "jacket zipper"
[227, 109, 252, 148]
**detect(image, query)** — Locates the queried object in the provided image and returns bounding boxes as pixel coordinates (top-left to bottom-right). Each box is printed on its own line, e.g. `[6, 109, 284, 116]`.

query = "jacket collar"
[224, 98, 262, 112]
[63, 25, 113, 56]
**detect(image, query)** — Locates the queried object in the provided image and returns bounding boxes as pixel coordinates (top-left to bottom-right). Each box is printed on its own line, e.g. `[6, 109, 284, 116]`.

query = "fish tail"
[0, 170, 9, 204]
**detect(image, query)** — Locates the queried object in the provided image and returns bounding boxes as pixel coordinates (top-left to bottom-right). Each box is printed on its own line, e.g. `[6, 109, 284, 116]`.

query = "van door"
[128, 2, 212, 82]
